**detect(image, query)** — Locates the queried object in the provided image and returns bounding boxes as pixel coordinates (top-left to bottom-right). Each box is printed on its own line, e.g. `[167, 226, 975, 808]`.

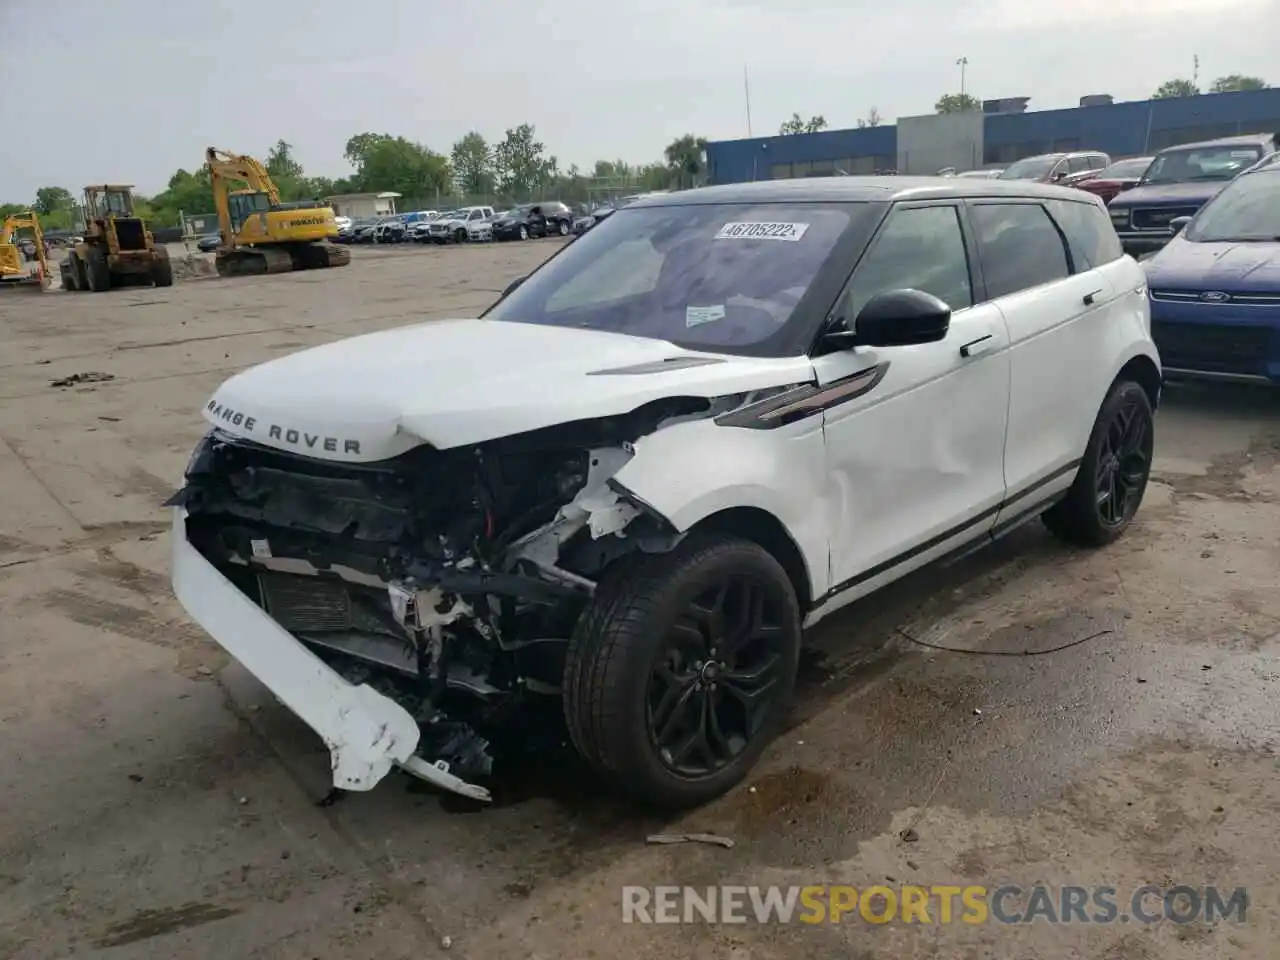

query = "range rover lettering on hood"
[205, 399, 362, 455]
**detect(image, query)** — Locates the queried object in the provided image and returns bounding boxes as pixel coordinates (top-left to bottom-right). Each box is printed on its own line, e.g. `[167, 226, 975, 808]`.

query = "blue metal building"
[706, 88, 1280, 183]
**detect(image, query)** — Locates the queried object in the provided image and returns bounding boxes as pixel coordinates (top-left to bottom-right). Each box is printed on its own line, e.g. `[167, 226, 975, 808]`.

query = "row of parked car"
[958, 134, 1280, 382]
[977, 133, 1278, 259]
[335, 202, 585, 246]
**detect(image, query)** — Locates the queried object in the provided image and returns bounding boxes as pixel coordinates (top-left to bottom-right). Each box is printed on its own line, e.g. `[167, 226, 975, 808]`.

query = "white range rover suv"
[168, 178, 1160, 809]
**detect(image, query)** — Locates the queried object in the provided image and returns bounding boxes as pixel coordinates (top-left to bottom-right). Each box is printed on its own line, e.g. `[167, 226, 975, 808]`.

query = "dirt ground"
[1, 241, 1278, 959]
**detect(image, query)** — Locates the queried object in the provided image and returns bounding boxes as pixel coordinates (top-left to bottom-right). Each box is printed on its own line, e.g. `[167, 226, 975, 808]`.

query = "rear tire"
[454, 228, 467, 244]
[518, 225, 529, 241]
[557, 220, 569, 236]
[84, 247, 111, 292]
[1043, 379, 1154, 547]
[563, 532, 801, 809]
[61, 256, 80, 291]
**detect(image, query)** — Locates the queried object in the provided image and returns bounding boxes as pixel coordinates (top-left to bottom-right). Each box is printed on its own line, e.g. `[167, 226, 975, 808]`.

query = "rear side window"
[1048, 199, 1124, 269]
[970, 203, 1070, 299]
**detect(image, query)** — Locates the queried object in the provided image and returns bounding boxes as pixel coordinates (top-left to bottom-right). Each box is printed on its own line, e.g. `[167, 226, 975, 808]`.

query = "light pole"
[956, 57, 968, 100]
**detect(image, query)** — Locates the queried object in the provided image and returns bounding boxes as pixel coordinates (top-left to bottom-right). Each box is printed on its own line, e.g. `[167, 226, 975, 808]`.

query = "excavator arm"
[205, 147, 283, 249]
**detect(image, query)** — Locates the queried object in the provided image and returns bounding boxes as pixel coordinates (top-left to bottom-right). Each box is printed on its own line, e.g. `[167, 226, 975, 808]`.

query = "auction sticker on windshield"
[686, 305, 726, 327]
[715, 221, 810, 241]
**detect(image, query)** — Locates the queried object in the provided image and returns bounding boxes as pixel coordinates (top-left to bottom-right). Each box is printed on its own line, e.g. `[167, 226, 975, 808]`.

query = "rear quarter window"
[1047, 198, 1124, 270]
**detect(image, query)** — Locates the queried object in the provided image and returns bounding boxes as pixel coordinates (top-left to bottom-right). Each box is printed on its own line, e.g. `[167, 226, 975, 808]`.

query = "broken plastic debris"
[50, 371, 114, 388]
[900, 828, 920, 843]
[646, 833, 735, 849]
[440, 936, 453, 949]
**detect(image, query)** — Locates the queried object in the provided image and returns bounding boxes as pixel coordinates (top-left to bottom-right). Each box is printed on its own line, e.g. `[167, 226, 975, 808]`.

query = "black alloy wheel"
[1095, 392, 1152, 527]
[1043, 378, 1154, 547]
[648, 575, 788, 778]
[563, 532, 801, 809]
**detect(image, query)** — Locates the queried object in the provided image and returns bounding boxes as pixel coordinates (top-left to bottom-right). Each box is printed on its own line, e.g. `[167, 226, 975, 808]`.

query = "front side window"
[1142, 145, 1264, 184]
[486, 201, 866, 354]
[971, 203, 1071, 298]
[1185, 171, 1280, 242]
[1048, 199, 1124, 269]
[1068, 156, 1092, 174]
[842, 205, 974, 320]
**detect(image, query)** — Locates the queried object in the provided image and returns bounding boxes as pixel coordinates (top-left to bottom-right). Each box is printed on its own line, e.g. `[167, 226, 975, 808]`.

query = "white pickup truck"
[424, 206, 495, 244]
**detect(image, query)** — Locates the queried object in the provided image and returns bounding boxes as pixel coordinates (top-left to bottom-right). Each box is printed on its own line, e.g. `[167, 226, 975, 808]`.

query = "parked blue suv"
[1109, 134, 1276, 258]
[1142, 151, 1280, 382]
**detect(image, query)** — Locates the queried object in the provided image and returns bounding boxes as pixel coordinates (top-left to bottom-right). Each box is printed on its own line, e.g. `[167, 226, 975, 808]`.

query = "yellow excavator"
[206, 147, 351, 277]
[0, 210, 51, 292]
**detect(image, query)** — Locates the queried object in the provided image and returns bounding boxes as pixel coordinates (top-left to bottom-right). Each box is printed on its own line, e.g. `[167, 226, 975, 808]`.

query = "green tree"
[638, 162, 674, 192]
[1152, 79, 1199, 99]
[857, 107, 883, 129]
[343, 133, 393, 173]
[779, 113, 827, 135]
[663, 134, 708, 189]
[265, 140, 304, 180]
[148, 167, 215, 226]
[359, 136, 452, 198]
[935, 93, 981, 114]
[450, 131, 494, 196]
[34, 186, 74, 216]
[1210, 74, 1267, 93]
[492, 124, 547, 198]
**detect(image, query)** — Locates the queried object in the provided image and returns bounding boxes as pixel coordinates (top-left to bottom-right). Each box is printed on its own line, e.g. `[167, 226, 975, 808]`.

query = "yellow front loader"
[206, 147, 351, 278]
[60, 185, 173, 292]
[0, 210, 51, 292]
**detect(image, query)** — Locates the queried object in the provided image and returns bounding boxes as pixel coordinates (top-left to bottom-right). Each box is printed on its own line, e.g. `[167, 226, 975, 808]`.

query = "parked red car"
[1071, 156, 1154, 204]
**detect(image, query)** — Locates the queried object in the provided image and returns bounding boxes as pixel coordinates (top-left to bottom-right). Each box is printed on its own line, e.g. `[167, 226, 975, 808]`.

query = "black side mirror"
[823, 288, 951, 351]
[501, 276, 525, 299]
[1169, 216, 1192, 235]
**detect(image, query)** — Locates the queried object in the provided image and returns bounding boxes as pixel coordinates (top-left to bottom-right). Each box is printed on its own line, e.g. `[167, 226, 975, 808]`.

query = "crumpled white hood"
[201, 318, 813, 461]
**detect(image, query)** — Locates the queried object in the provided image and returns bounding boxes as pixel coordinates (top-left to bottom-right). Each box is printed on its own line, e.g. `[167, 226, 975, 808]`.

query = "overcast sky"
[2, 0, 1275, 201]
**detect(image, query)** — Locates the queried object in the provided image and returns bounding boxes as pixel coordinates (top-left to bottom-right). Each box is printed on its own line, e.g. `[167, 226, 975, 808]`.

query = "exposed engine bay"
[166, 398, 708, 797]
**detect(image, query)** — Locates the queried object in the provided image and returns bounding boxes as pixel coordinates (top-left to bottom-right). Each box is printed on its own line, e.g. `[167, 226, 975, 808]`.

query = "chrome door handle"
[960, 334, 994, 358]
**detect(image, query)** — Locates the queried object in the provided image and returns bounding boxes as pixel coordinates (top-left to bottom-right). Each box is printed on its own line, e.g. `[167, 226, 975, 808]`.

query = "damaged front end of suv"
[167, 398, 701, 802]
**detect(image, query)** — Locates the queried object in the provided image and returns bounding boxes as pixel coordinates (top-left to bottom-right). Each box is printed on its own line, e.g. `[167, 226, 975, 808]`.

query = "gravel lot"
[2, 241, 1278, 959]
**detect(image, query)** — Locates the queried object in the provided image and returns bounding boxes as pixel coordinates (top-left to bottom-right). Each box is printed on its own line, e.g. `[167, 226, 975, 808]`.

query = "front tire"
[557, 220, 569, 236]
[563, 533, 801, 809]
[84, 247, 111, 292]
[151, 250, 173, 287]
[518, 225, 529, 241]
[1043, 379, 1154, 547]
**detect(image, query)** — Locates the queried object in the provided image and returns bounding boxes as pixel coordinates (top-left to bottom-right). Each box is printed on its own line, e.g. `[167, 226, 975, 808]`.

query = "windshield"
[1142, 146, 1263, 184]
[1185, 171, 1280, 242]
[485, 201, 860, 354]
[1099, 157, 1152, 180]
[999, 157, 1059, 180]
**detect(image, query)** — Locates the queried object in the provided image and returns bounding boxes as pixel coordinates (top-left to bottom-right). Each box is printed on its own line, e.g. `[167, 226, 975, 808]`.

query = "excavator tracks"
[214, 242, 350, 279]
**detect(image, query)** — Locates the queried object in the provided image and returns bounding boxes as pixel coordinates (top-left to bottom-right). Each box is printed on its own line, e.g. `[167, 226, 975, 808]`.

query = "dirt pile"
[171, 255, 217, 282]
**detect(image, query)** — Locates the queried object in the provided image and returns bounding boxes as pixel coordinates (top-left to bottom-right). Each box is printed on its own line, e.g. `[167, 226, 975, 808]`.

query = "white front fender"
[611, 414, 832, 599]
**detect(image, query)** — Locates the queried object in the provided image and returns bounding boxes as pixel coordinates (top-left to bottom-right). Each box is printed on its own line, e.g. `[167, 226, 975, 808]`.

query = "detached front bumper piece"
[169, 508, 491, 801]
